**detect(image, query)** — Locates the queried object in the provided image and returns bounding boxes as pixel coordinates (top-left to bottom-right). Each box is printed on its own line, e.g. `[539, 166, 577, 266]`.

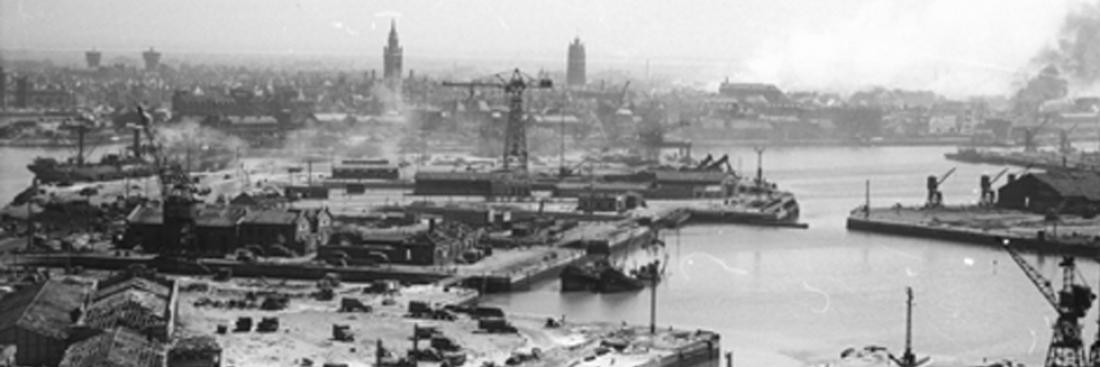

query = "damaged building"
[0, 271, 182, 367]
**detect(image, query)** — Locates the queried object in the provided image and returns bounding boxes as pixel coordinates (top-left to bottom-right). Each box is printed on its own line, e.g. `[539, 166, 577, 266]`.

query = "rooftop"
[0, 279, 90, 340]
[59, 327, 164, 367]
[1028, 171, 1100, 201]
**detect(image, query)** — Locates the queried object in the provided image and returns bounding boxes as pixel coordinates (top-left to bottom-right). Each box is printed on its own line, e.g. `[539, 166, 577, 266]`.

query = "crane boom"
[1002, 239, 1060, 310]
[990, 168, 1010, 185]
[937, 167, 957, 186]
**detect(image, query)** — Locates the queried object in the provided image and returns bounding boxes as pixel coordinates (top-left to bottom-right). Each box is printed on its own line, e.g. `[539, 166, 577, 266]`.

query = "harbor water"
[1, 145, 1094, 367]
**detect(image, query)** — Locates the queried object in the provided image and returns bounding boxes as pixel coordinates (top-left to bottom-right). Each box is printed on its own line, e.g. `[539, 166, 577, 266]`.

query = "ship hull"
[28, 163, 157, 184]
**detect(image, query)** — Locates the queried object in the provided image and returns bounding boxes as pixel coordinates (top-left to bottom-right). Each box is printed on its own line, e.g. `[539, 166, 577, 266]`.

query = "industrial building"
[996, 172, 1100, 216]
[413, 171, 532, 197]
[322, 219, 477, 266]
[124, 203, 331, 257]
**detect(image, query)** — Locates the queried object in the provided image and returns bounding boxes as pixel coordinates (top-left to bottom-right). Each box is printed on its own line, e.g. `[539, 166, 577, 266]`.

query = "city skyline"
[0, 0, 1094, 98]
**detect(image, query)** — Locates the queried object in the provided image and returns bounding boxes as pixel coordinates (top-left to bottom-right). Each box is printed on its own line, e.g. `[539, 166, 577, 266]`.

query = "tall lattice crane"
[442, 69, 552, 172]
[1002, 239, 1095, 367]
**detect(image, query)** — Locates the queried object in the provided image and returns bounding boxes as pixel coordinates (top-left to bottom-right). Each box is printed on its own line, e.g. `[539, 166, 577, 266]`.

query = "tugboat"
[560, 258, 646, 293]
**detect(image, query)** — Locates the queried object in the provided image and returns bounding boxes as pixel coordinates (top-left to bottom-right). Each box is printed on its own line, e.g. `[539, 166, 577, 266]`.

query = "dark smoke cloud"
[1012, 65, 1068, 119]
[1037, 2, 1100, 85]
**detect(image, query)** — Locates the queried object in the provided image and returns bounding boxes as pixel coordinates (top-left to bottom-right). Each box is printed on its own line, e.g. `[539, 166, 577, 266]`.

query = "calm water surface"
[1, 145, 1092, 366]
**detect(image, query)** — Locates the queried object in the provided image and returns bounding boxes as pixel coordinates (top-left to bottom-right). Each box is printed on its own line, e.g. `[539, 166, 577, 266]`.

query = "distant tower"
[85, 49, 102, 69]
[567, 37, 586, 87]
[142, 47, 162, 71]
[383, 20, 403, 88]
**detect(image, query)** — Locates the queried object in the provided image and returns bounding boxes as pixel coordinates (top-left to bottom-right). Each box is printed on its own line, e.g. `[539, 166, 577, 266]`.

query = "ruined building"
[567, 37, 586, 87]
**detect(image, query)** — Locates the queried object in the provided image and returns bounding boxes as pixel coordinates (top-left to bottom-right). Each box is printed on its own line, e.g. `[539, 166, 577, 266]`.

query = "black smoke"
[1037, 2, 1100, 84]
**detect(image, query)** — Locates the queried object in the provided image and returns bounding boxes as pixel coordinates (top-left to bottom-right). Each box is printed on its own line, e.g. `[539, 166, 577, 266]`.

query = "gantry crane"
[925, 167, 956, 208]
[1002, 239, 1095, 367]
[442, 69, 553, 172]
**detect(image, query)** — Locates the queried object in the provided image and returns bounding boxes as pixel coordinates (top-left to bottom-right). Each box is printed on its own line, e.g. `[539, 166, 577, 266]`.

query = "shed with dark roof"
[997, 172, 1100, 216]
[0, 279, 91, 367]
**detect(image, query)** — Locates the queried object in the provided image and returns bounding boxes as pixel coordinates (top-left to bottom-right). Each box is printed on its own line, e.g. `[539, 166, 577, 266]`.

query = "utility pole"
[865, 179, 871, 218]
[649, 263, 658, 334]
[25, 178, 36, 252]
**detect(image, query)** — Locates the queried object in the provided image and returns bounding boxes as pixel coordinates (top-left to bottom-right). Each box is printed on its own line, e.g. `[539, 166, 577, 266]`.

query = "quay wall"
[846, 214, 1100, 255]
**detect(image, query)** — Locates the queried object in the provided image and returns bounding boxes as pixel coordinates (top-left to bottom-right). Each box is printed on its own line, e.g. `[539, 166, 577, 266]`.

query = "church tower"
[383, 20, 403, 89]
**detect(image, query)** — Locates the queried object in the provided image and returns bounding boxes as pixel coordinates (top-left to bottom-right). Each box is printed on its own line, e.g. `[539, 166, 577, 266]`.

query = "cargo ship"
[27, 125, 236, 184]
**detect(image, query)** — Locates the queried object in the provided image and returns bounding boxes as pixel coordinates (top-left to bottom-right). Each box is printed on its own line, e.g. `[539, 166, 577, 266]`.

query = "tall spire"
[383, 18, 403, 86]
[388, 19, 398, 45]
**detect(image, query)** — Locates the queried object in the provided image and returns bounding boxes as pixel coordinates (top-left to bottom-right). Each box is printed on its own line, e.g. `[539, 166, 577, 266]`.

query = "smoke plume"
[1036, 2, 1100, 88]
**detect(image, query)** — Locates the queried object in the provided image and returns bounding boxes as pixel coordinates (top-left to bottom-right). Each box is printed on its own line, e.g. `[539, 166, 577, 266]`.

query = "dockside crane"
[442, 69, 553, 172]
[1002, 239, 1095, 367]
[925, 167, 956, 208]
[1059, 123, 1080, 156]
[979, 168, 1010, 207]
[1022, 115, 1054, 153]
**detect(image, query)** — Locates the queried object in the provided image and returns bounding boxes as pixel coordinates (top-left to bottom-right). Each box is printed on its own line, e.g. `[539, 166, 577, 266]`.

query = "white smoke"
[731, 0, 1078, 98]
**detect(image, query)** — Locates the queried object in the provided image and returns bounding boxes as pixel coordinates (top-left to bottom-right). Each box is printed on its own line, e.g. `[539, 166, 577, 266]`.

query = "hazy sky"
[0, 0, 1090, 96]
